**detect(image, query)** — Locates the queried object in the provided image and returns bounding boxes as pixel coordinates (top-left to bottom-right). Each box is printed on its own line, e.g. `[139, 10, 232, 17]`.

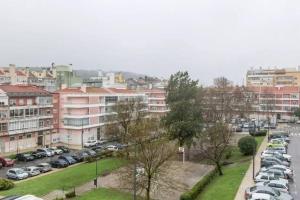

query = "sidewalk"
[234, 136, 268, 200]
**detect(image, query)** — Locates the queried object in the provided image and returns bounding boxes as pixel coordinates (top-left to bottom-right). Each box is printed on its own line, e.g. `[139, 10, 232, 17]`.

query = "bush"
[249, 129, 267, 136]
[65, 190, 76, 198]
[0, 178, 14, 191]
[180, 168, 218, 200]
[225, 147, 232, 159]
[238, 136, 257, 155]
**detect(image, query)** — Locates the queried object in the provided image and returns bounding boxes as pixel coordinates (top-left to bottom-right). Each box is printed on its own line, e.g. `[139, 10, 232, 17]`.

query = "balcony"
[9, 104, 53, 110]
[8, 125, 53, 135]
[9, 115, 53, 122]
[63, 112, 116, 119]
[63, 103, 106, 108]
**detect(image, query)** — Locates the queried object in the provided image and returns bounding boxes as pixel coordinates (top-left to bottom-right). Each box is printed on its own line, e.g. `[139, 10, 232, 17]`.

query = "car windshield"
[15, 170, 24, 174]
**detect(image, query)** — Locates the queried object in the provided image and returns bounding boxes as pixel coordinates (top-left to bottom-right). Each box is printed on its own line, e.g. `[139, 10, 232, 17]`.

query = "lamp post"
[133, 143, 137, 200]
[252, 139, 255, 180]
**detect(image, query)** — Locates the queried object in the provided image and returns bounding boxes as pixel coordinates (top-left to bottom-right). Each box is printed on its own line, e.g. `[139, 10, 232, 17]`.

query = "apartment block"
[248, 86, 300, 120]
[53, 86, 147, 148]
[144, 89, 169, 118]
[246, 67, 300, 87]
[0, 85, 53, 153]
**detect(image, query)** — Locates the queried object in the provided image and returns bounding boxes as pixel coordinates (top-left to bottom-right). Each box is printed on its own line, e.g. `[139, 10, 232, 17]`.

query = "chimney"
[80, 85, 86, 93]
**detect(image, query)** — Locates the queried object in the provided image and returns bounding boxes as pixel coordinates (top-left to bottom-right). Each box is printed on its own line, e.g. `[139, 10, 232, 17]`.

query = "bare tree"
[195, 122, 232, 175]
[119, 119, 176, 200]
[113, 98, 147, 144]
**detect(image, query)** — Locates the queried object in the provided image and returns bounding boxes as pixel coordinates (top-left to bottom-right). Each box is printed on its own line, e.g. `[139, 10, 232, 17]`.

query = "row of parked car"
[5, 147, 100, 180]
[244, 131, 294, 200]
[0, 195, 43, 200]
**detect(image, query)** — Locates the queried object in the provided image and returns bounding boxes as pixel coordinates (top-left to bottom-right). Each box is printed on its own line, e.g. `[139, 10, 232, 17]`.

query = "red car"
[0, 156, 15, 167]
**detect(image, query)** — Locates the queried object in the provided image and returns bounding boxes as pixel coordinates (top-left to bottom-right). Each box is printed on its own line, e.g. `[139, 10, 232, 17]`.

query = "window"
[26, 134, 31, 138]
[27, 99, 32, 105]
[19, 99, 24, 105]
[9, 136, 15, 141]
[18, 135, 22, 140]
[0, 123, 7, 132]
[9, 99, 16, 106]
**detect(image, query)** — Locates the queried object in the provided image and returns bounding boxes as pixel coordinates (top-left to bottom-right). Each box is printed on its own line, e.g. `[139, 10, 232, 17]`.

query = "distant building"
[55, 65, 82, 89]
[0, 85, 53, 154]
[83, 71, 127, 89]
[144, 89, 169, 118]
[248, 86, 300, 121]
[53, 86, 147, 148]
[246, 67, 300, 87]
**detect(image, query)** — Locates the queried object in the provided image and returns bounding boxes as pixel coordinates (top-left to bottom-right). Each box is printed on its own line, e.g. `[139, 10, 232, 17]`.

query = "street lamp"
[252, 139, 256, 180]
[81, 119, 84, 149]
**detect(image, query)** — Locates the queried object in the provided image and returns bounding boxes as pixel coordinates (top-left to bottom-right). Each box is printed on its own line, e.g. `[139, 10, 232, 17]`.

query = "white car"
[49, 147, 63, 155]
[84, 140, 98, 147]
[261, 165, 293, 179]
[6, 168, 29, 180]
[106, 145, 119, 151]
[22, 166, 41, 177]
[256, 180, 289, 193]
[255, 172, 288, 185]
[37, 148, 54, 157]
[262, 150, 291, 162]
[15, 195, 44, 200]
[248, 193, 277, 200]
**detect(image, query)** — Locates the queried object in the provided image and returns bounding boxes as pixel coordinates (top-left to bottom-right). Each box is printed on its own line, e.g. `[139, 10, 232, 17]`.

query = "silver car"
[22, 166, 41, 177]
[255, 172, 288, 185]
[6, 168, 29, 180]
[245, 186, 293, 200]
[261, 165, 293, 179]
[256, 180, 289, 193]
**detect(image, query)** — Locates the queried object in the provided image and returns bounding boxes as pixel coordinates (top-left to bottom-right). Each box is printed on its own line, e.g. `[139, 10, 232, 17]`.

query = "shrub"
[0, 178, 14, 191]
[85, 157, 97, 163]
[249, 129, 267, 137]
[180, 168, 218, 200]
[238, 136, 257, 155]
[65, 190, 76, 198]
[224, 147, 232, 159]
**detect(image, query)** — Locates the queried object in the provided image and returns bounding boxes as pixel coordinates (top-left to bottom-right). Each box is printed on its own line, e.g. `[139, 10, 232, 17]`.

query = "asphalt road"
[285, 124, 300, 199]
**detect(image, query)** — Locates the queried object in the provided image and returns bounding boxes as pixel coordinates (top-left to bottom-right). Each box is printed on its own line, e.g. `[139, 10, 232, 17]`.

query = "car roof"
[254, 186, 275, 192]
[250, 193, 272, 199]
[15, 195, 43, 200]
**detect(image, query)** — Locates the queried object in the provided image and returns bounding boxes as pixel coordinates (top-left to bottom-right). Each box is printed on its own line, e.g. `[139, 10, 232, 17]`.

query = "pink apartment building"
[53, 86, 147, 148]
[0, 85, 53, 154]
[144, 89, 169, 118]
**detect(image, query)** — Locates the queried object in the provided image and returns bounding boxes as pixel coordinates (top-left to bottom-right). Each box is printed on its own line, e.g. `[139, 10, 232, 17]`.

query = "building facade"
[0, 85, 53, 153]
[53, 86, 147, 148]
[246, 67, 300, 87]
[248, 86, 300, 121]
[144, 89, 169, 118]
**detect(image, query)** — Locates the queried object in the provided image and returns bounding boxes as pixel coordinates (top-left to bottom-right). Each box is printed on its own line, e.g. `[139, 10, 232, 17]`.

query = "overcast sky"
[1, 0, 300, 85]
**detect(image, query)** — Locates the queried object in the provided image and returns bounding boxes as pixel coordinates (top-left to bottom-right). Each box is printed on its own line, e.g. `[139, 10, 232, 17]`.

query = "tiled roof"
[16, 70, 26, 76]
[143, 89, 166, 93]
[0, 85, 50, 94]
[56, 87, 140, 95]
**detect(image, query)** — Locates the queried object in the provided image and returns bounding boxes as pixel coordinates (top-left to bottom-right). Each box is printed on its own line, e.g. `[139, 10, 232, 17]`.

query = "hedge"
[180, 168, 218, 200]
[0, 178, 14, 191]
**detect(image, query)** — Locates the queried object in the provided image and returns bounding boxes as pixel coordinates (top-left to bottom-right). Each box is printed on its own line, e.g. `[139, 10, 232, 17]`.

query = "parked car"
[261, 152, 290, 163]
[248, 193, 277, 200]
[49, 147, 64, 155]
[6, 168, 28, 180]
[31, 151, 47, 159]
[56, 146, 70, 153]
[58, 155, 77, 165]
[36, 163, 52, 173]
[14, 195, 44, 200]
[0, 157, 15, 167]
[266, 147, 287, 154]
[22, 166, 41, 177]
[36, 148, 54, 157]
[261, 165, 293, 179]
[245, 186, 293, 200]
[255, 172, 288, 184]
[50, 159, 69, 168]
[71, 152, 89, 162]
[0, 162, 2, 169]
[262, 157, 290, 167]
[262, 150, 291, 162]
[81, 149, 97, 157]
[256, 180, 289, 194]
[270, 135, 290, 143]
[84, 140, 98, 147]
[0, 195, 22, 200]
[106, 145, 119, 151]
[16, 153, 35, 162]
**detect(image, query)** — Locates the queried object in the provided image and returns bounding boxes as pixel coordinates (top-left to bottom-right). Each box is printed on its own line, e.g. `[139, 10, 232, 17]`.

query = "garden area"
[0, 158, 126, 197]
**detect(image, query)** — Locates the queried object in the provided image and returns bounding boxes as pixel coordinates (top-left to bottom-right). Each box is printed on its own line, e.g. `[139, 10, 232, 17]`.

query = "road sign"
[179, 147, 185, 152]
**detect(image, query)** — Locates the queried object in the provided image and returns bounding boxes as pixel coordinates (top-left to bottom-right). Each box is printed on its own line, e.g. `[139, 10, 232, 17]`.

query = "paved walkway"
[234, 136, 268, 200]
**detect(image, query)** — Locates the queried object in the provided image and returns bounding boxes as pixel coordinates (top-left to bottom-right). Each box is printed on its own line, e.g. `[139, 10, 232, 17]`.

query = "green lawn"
[74, 188, 133, 200]
[0, 158, 126, 197]
[195, 136, 265, 200]
[196, 161, 250, 200]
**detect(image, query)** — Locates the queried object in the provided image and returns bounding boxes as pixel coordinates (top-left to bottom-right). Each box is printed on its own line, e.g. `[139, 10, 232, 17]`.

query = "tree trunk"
[216, 161, 223, 176]
[146, 177, 151, 200]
